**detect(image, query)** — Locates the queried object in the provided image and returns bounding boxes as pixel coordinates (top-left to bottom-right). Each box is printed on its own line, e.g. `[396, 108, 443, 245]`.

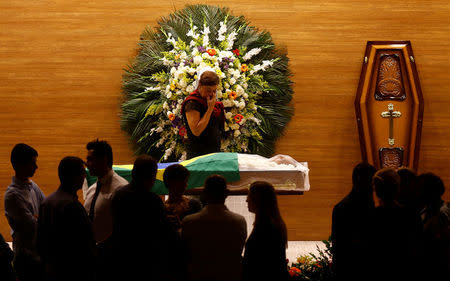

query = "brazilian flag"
[86, 152, 240, 195]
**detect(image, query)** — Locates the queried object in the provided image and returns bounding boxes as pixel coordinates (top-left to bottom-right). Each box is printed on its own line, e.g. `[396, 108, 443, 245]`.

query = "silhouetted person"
[397, 168, 419, 211]
[164, 164, 202, 232]
[4, 143, 44, 281]
[182, 175, 247, 281]
[331, 163, 376, 281]
[0, 232, 15, 281]
[37, 156, 96, 281]
[83, 139, 128, 243]
[418, 173, 450, 279]
[243, 181, 289, 281]
[372, 168, 421, 281]
[111, 155, 182, 281]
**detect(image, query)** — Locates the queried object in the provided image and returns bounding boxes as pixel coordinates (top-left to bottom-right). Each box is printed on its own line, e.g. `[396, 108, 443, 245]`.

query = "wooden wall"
[1, 0, 449, 241]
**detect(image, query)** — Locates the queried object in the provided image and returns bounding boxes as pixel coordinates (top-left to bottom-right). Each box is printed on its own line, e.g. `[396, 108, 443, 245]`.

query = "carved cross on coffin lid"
[355, 41, 424, 170]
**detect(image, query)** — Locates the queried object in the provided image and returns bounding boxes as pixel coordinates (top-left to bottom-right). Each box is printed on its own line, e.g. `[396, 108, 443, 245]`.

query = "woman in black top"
[181, 68, 224, 159]
[243, 181, 289, 281]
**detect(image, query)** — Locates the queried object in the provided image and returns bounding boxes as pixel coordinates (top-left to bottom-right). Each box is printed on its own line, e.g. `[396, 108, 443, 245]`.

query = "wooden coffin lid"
[355, 41, 424, 170]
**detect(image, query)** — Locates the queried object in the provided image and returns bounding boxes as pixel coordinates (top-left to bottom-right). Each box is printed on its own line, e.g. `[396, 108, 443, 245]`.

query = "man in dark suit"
[37, 157, 96, 281]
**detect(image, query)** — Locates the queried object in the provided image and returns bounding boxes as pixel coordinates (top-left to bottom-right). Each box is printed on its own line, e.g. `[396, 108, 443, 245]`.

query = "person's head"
[131, 155, 158, 190]
[247, 181, 280, 216]
[58, 156, 86, 193]
[197, 71, 219, 99]
[247, 181, 287, 246]
[11, 143, 38, 178]
[202, 175, 228, 204]
[163, 164, 190, 198]
[86, 139, 113, 177]
[351, 162, 377, 194]
[373, 168, 400, 205]
[396, 167, 417, 205]
[417, 172, 445, 206]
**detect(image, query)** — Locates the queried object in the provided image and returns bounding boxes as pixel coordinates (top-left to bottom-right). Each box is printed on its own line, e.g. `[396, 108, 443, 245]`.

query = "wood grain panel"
[1, 0, 449, 241]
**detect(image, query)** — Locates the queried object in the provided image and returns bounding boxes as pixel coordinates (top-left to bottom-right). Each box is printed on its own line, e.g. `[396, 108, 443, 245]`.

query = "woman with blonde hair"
[243, 181, 289, 281]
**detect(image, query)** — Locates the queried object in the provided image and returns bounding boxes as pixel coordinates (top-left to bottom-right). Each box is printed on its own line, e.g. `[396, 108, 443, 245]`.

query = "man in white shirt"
[83, 140, 128, 243]
[182, 175, 247, 281]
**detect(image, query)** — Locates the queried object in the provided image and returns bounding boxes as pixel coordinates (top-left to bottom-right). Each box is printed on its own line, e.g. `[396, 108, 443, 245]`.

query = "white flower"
[236, 85, 244, 95]
[162, 57, 171, 66]
[174, 69, 183, 80]
[188, 67, 196, 75]
[203, 34, 209, 47]
[178, 151, 187, 162]
[162, 101, 169, 110]
[225, 112, 233, 119]
[193, 56, 202, 65]
[186, 85, 194, 93]
[170, 67, 176, 74]
[167, 92, 172, 98]
[202, 52, 209, 59]
[179, 79, 187, 88]
[187, 27, 199, 39]
[155, 126, 163, 133]
[226, 31, 237, 50]
[230, 123, 240, 130]
[145, 86, 161, 92]
[229, 77, 236, 85]
[224, 123, 230, 132]
[217, 21, 227, 41]
[243, 93, 248, 99]
[243, 48, 261, 61]
[222, 100, 234, 107]
[238, 101, 246, 110]
[234, 130, 241, 137]
[224, 82, 230, 89]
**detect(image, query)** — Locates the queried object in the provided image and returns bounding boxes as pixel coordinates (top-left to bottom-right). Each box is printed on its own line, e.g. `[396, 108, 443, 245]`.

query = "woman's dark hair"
[163, 164, 190, 185]
[10, 143, 38, 170]
[86, 139, 113, 168]
[199, 71, 219, 86]
[249, 181, 287, 247]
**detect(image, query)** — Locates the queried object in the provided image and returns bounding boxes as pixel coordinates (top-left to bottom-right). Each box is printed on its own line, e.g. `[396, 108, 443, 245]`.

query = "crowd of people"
[331, 163, 450, 281]
[1, 141, 449, 281]
[1, 141, 289, 281]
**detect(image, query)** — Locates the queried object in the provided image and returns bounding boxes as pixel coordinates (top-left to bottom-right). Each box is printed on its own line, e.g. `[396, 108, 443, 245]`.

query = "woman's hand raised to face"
[206, 93, 216, 112]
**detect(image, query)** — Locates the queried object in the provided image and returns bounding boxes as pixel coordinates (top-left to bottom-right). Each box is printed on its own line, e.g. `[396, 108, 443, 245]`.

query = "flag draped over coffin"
[85, 153, 240, 195]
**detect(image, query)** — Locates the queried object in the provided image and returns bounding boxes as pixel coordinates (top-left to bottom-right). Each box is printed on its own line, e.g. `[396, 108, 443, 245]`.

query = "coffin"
[355, 41, 424, 170]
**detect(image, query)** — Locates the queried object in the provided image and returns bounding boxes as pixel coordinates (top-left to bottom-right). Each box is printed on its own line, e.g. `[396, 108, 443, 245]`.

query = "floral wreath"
[121, 5, 293, 161]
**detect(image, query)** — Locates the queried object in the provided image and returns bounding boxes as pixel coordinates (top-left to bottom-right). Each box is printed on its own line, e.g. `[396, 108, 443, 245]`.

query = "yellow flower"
[170, 83, 176, 91]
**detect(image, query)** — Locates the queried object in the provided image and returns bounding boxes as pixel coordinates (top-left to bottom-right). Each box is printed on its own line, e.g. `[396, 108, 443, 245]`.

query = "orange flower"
[168, 113, 175, 121]
[229, 91, 238, 100]
[289, 267, 301, 277]
[179, 126, 187, 137]
[207, 49, 217, 56]
[240, 64, 248, 72]
[234, 114, 243, 123]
